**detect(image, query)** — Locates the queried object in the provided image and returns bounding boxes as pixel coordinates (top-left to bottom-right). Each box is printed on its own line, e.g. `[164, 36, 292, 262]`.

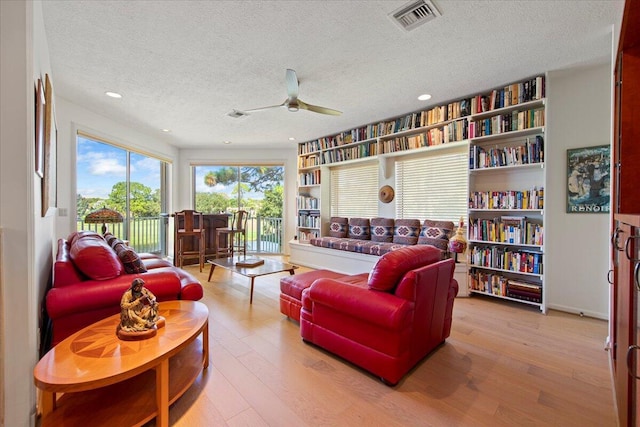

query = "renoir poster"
[566, 145, 610, 213]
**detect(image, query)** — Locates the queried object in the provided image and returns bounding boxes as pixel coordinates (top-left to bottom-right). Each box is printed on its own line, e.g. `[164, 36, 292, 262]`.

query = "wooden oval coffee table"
[33, 300, 209, 427]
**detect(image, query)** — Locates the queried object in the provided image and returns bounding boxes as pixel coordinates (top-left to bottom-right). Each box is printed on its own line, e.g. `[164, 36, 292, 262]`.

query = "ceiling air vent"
[389, 0, 441, 32]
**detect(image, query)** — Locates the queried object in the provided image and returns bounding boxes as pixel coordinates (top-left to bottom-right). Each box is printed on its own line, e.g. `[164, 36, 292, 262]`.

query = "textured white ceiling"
[41, 0, 624, 150]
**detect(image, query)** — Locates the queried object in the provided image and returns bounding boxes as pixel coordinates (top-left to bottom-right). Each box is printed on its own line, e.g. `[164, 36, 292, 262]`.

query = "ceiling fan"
[229, 69, 342, 117]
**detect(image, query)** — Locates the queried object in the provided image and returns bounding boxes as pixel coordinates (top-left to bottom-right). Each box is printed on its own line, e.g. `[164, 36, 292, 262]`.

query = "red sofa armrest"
[308, 278, 412, 330]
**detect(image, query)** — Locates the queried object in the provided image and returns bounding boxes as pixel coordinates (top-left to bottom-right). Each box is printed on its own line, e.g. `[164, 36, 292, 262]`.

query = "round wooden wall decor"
[379, 185, 395, 203]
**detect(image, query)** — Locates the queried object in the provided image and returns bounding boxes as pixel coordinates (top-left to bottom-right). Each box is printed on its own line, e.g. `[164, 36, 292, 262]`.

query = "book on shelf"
[468, 187, 545, 210]
[469, 135, 544, 170]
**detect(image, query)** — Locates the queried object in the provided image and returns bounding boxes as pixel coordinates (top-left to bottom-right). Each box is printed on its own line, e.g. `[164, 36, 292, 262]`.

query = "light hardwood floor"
[148, 257, 616, 427]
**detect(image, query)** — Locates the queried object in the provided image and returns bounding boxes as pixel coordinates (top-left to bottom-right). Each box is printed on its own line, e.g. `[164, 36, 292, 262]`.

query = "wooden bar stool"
[174, 210, 206, 271]
[216, 210, 248, 258]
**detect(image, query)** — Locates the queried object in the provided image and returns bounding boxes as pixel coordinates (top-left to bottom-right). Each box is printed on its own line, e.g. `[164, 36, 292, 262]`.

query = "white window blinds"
[395, 147, 468, 222]
[331, 163, 379, 218]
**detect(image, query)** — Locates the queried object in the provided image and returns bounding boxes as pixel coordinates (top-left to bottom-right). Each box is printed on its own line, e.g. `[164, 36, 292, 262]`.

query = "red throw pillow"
[368, 245, 442, 292]
[67, 230, 103, 247]
[69, 235, 123, 280]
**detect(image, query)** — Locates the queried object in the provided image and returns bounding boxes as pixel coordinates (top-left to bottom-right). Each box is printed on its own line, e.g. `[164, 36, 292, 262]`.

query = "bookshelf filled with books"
[296, 164, 329, 242]
[467, 109, 546, 310]
[297, 76, 545, 167]
[296, 75, 547, 302]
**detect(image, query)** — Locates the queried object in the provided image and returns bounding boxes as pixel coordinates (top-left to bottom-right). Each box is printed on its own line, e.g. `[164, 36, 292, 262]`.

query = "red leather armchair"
[300, 245, 458, 385]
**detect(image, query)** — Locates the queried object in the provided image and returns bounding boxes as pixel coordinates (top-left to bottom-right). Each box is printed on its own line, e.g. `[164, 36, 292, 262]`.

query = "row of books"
[297, 210, 320, 228]
[301, 127, 543, 168]
[469, 107, 544, 138]
[297, 230, 319, 242]
[507, 279, 543, 303]
[469, 271, 542, 303]
[298, 169, 320, 186]
[485, 76, 545, 111]
[469, 246, 543, 274]
[468, 216, 544, 245]
[378, 119, 468, 153]
[298, 154, 320, 168]
[298, 76, 546, 155]
[321, 142, 378, 164]
[300, 108, 543, 158]
[469, 188, 544, 210]
[297, 195, 318, 209]
[470, 135, 544, 169]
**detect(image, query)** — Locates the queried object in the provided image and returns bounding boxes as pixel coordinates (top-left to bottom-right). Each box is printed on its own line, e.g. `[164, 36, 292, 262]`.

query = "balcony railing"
[77, 215, 283, 255]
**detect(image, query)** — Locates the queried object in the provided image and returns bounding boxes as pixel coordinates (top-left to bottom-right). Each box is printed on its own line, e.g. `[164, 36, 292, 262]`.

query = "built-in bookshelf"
[296, 186, 321, 242]
[296, 76, 546, 311]
[466, 87, 546, 311]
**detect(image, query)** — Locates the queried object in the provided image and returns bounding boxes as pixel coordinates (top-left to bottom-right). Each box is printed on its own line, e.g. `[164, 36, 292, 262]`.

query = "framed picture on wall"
[35, 78, 45, 178]
[42, 74, 57, 217]
[566, 145, 610, 213]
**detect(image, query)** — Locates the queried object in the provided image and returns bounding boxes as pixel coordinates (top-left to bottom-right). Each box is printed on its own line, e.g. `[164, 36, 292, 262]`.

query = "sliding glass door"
[76, 133, 169, 254]
[193, 165, 284, 254]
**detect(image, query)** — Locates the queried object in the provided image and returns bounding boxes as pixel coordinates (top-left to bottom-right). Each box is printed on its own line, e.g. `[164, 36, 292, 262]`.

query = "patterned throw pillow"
[418, 219, 454, 251]
[103, 232, 119, 248]
[115, 245, 147, 274]
[349, 218, 371, 240]
[111, 237, 126, 253]
[370, 217, 394, 242]
[328, 217, 348, 238]
[393, 219, 421, 245]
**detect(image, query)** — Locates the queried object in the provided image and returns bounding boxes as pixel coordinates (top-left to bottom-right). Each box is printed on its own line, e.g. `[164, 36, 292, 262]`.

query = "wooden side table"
[33, 300, 209, 427]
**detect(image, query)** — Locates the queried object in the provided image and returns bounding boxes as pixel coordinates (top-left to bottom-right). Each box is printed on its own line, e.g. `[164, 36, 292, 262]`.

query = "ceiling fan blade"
[286, 69, 299, 99]
[241, 101, 286, 113]
[298, 99, 342, 116]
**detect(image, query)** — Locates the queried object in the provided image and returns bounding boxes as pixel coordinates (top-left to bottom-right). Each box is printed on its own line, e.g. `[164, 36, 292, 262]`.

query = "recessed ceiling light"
[223, 140, 232, 144]
[161, 128, 171, 133]
[289, 137, 296, 141]
[418, 93, 432, 101]
[105, 91, 122, 99]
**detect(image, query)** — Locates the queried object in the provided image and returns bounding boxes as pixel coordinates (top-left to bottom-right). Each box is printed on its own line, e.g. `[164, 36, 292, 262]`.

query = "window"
[193, 164, 284, 253]
[395, 147, 468, 222]
[330, 162, 379, 218]
[76, 133, 170, 254]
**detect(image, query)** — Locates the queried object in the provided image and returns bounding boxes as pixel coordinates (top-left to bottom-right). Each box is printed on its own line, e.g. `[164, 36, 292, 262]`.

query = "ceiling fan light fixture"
[287, 100, 299, 112]
[233, 69, 342, 116]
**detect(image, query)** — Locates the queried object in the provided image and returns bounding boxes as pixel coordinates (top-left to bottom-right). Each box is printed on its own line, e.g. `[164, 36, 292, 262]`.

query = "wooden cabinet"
[612, 215, 640, 427]
[173, 213, 229, 266]
[611, 2, 640, 425]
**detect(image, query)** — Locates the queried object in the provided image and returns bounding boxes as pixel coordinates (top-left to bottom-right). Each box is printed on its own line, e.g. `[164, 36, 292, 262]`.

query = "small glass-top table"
[207, 256, 298, 303]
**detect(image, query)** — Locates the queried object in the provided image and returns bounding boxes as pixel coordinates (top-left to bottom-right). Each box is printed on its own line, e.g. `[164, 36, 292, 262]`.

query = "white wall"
[54, 97, 180, 239]
[545, 63, 612, 319]
[0, 1, 53, 425]
[177, 147, 298, 253]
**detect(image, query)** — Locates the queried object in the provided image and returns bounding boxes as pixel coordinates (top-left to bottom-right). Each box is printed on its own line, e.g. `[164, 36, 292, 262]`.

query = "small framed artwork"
[42, 74, 57, 217]
[567, 144, 610, 213]
[35, 78, 45, 178]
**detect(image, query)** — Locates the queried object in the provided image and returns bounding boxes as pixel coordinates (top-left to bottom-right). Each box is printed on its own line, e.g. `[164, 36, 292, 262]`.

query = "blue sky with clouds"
[77, 136, 160, 199]
[77, 137, 277, 201]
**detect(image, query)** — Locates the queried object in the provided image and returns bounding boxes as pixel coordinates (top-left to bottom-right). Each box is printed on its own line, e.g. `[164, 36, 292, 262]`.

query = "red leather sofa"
[296, 245, 458, 385]
[46, 231, 203, 347]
